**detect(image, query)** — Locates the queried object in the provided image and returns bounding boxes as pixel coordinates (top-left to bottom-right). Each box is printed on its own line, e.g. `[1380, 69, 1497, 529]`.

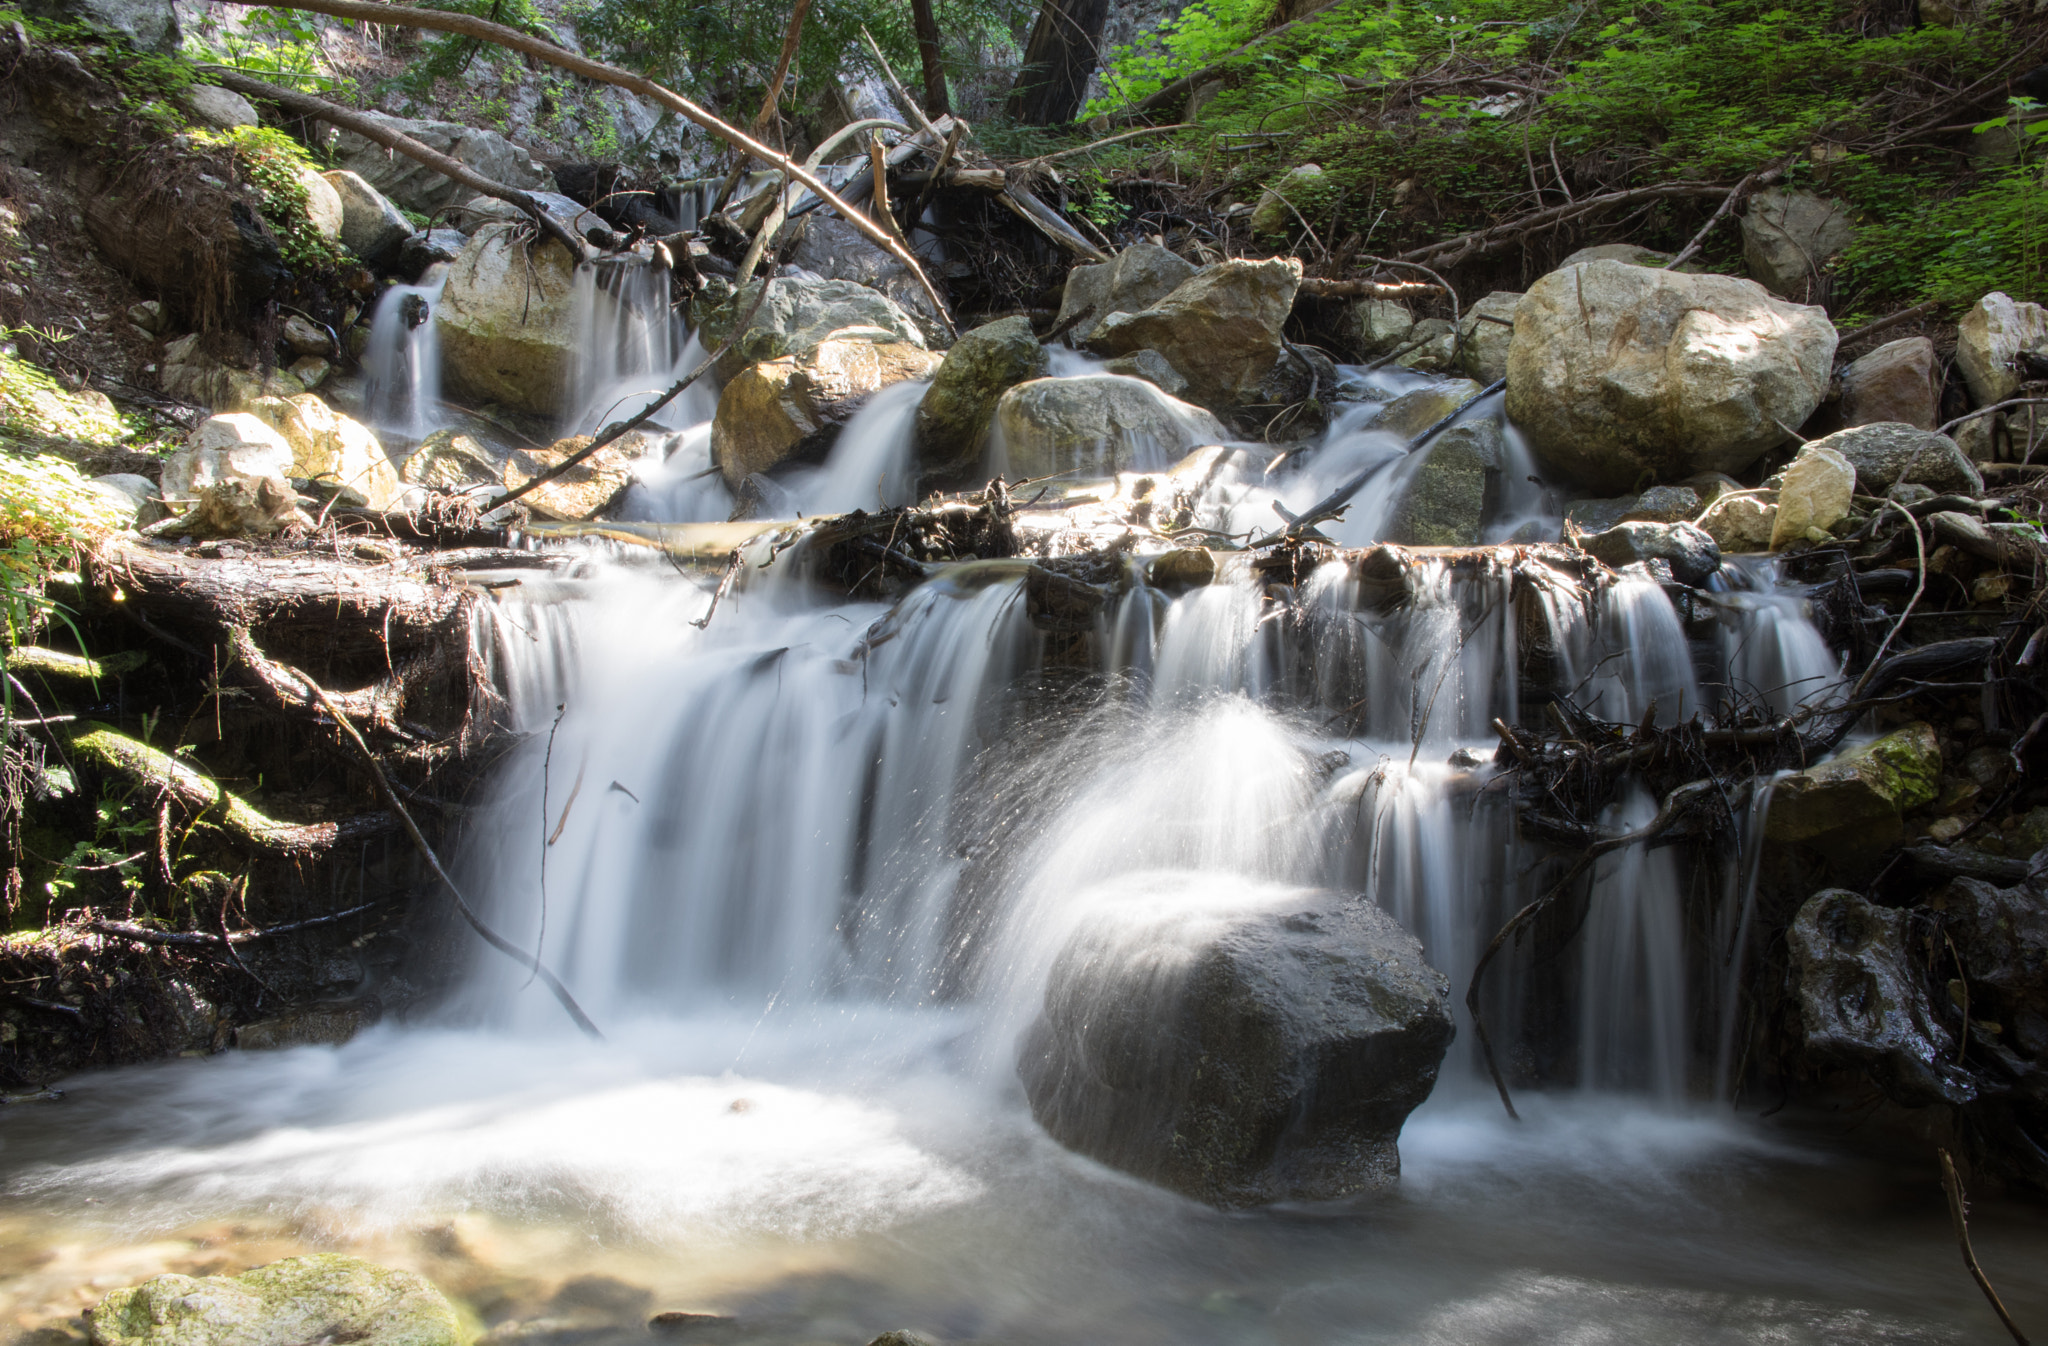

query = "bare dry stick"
[1941, 398, 2048, 437]
[1939, 1148, 2031, 1346]
[1014, 122, 1190, 167]
[289, 666, 604, 1039]
[1664, 167, 1764, 270]
[755, 0, 814, 136]
[235, 0, 953, 334]
[1396, 181, 1728, 269]
[860, 25, 940, 138]
[205, 68, 587, 263]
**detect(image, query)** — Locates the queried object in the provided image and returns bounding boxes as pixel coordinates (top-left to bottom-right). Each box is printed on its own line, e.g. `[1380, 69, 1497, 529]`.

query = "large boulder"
[1019, 877, 1453, 1208]
[787, 215, 948, 345]
[1456, 290, 1522, 384]
[1804, 422, 1982, 497]
[1788, 889, 1974, 1107]
[323, 170, 414, 268]
[1956, 291, 2048, 407]
[1555, 242, 1675, 270]
[711, 340, 942, 488]
[1740, 188, 1854, 299]
[245, 394, 405, 511]
[329, 113, 550, 216]
[1054, 242, 1195, 345]
[693, 276, 927, 385]
[1085, 257, 1302, 405]
[179, 84, 257, 130]
[22, 0, 176, 51]
[1383, 418, 1503, 548]
[435, 225, 580, 416]
[1766, 722, 1940, 851]
[1839, 337, 1938, 430]
[1504, 260, 1837, 493]
[914, 316, 1047, 481]
[994, 376, 1226, 481]
[89, 1254, 461, 1346]
[160, 414, 294, 501]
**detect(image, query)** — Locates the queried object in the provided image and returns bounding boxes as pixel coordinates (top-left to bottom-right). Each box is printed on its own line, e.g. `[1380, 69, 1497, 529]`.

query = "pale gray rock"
[1054, 241, 1195, 346]
[994, 375, 1225, 480]
[1956, 291, 2048, 407]
[322, 170, 414, 267]
[1805, 421, 1982, 497]
[329, 113, 550, 216]
[1740, 188, 1854, 299]
[179, 84, 257, 130]
[1456, 290, 1521, 384]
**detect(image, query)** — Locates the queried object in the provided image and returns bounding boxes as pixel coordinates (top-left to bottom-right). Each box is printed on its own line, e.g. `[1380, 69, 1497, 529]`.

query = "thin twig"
[1939, 1148, 2031, 1346]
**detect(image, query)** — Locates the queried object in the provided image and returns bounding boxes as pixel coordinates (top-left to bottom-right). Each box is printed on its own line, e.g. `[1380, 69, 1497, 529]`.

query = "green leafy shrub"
[189, 125, 353, 272]
[181, 5, 349, 94]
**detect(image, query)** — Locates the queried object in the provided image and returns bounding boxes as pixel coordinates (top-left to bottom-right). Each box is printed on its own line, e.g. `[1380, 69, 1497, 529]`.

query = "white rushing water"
[13, 281, 2009, 1345]
[362, 268, 449, 439]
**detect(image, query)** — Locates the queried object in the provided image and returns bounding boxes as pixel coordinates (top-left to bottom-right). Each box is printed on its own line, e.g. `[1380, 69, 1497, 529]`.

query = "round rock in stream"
[1019, 877, 1453, 1208]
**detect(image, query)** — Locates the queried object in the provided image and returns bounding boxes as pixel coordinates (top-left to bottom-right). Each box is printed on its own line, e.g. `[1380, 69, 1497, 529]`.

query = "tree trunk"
[907, 0, 951, 117]
[1005, 0, 1112, 125]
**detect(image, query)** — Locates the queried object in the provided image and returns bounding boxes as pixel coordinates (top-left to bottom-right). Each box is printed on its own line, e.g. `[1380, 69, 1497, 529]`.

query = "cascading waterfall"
[362, 269, 448, 438]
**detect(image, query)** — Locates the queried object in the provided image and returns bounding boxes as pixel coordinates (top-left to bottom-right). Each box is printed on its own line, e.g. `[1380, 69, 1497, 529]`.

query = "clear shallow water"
[0, 1022, 2043, 1344]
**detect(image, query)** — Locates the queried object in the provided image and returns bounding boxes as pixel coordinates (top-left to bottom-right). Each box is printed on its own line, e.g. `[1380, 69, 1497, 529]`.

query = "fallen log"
[65, 727, 393, 857]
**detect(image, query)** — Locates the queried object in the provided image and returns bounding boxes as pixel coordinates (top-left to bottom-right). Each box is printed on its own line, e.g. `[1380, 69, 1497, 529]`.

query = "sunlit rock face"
[1504, 260, 1836, 494]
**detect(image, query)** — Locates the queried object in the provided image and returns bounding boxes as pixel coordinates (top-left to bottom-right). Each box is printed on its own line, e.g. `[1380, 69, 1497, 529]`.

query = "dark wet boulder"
[914, 315, 1046, 480]
[1578, 520, 1721, 586]
[1018, 877, 1454, 1208]
[1383, 418, 1504, 548]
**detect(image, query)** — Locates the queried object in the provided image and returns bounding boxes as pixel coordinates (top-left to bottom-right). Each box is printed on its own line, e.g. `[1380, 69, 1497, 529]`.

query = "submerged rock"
[914, 316, 1046, 481]
[1789, 889, 1974, 1106]
[994, 376, 1225, 481]
[1740, 188, 1854, 299]
[88, 1254, 461, 1346]
[1383, 418, 1504, 548]
[1019, 877, 1453, 1208]
[435, 225, 581, 416]
[1766, 722, 1941, 851]
[1085, 256, 1301, 405]
[1805, 422, 1981, 497]
[1054, 242, 1195, 346]
[712, 339, 941, 488]
[1504, 260, 1836, 493]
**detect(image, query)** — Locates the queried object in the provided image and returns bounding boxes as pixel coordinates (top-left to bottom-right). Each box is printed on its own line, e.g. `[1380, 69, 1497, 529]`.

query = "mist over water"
[4, 258, 2028, 1345]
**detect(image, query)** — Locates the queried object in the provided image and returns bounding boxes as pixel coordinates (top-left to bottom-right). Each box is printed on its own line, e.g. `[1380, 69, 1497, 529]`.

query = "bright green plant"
[189, 125, 353, 271]
[181, 6, 349, 94]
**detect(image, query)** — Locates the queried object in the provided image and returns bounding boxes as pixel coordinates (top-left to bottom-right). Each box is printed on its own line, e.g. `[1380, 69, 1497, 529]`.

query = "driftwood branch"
[205, 68, 588, 263]
[1396, 182, 1729, 269]
[87, 900, 384, 948]
[236, 0, 954, 335]
[1939, 1148, 2032, 1345]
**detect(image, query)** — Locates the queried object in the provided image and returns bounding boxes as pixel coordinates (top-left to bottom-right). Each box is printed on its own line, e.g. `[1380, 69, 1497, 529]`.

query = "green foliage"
[189, 126, 352, 272]
[392, 0, 549, 95]
[1084, 0, 2035, 306]
[181, 6, 350, 94]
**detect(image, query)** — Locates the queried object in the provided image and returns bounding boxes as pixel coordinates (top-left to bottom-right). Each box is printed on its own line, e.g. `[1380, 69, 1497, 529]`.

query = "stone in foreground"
[89, 1254, 460, 1346]
[1019, 876, 1453, 1208]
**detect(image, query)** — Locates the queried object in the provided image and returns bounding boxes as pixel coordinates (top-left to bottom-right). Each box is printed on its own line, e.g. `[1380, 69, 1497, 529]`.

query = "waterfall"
[362, 269, 448, 438]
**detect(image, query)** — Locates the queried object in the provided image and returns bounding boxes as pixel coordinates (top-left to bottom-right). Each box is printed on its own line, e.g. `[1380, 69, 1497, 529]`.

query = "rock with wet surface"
[1839, 337, 1938, 430]
[1456, 290, 1522, 384]
[1383, 418, 1504, 548]
[1578, 520, 1721, 586]
[1085, 256, 1302, 405]
[1766, 721, 1941, 851]
[713, 339, 941, 488]
[1373, 380, 1484, 441]
[914, 315, 1047, 481]
[693, 276, 928, 385]
[435, 224, 581, 416]
[1100, 348, 1190, 399]
[994, 376, 1226, 482]
[1956, 291, 2048, 407]
[398, 228, 467, 280]
[1804, 422, 1981, 497]
[1740, 188, 1854, 299]
[1054, 242, 1195, 346]
[1019, 877, 1454, 1208]
[1504, 260, 1836, 493]
[88, 1254, 461, 1346]
[1788, 889, 1974, 1106]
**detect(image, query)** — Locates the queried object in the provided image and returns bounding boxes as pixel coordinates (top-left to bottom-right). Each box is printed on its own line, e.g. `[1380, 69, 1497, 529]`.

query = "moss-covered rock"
[913, 316, 1046, 481]
[88, 1255, 461, 1346]
[1766, 722, 1942, 848]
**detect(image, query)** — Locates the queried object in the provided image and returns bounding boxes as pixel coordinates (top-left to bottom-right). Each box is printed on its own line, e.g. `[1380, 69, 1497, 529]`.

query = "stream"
[4, 262, 2045, 1346]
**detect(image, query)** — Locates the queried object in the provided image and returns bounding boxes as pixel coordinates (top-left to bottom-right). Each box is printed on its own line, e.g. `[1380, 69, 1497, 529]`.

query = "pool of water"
[2, 1014, 2042, 1345]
